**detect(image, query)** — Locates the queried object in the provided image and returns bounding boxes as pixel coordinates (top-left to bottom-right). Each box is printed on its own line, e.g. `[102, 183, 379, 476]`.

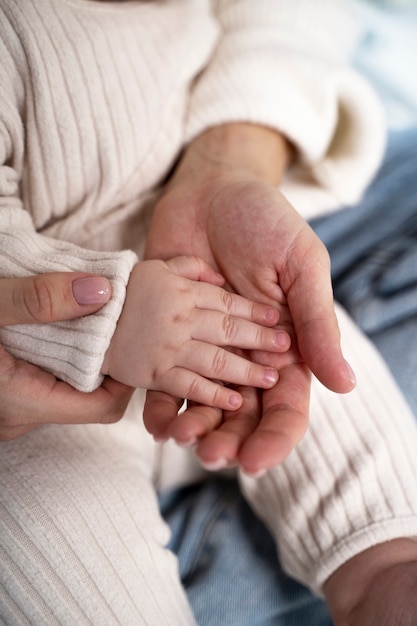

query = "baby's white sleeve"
[0, 206, 137, 392]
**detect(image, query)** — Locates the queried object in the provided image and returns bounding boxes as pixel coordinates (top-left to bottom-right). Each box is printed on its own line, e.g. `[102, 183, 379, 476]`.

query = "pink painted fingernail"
[72, 277, 111, 305]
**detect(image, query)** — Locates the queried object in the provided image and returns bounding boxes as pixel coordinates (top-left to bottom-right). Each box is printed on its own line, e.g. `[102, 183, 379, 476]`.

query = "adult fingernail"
[201, 457, 228, 471]
[177, 436, 197, 448]
[243, 468, 267, 479]
[72, 277, 111, 305]
[153, 436, 168, 444]
[345, 359, 357, 386]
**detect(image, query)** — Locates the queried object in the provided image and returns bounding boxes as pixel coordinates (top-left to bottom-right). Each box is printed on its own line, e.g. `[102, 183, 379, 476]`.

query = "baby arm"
[101, 256, 292, 412]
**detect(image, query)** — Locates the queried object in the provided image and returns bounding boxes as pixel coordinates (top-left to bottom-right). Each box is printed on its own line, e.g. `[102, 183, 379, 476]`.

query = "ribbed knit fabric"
[1, 0, 417, 621]
[0, 392, 197, 625]
[0, 0, 386, 389]
[0, 209, 137, 391]
[240, 304, 417, 595]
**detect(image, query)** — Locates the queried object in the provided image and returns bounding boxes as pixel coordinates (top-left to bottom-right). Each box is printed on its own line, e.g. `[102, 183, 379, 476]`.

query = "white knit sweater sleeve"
[185, 0, 386, 219]
[0, 61, 137, 393]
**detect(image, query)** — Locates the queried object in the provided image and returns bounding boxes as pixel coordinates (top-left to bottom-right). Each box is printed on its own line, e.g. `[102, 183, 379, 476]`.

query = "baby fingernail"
[264, 307, 278, 323]
[273, 332, 289, 349]
[228, 394, 242, 408]
[263, 368, 278, 385]
[73, 277, 111, 305]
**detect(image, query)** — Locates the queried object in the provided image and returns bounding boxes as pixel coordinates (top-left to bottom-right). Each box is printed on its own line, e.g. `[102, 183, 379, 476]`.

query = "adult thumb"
[0, 273, 111, 326]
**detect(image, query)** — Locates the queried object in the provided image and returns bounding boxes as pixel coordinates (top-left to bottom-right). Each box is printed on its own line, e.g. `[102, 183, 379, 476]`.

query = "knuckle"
[221, 290, 235, 315]
[23, 276, 57, 323]
[212, 347, 228, 377]
[185, 376, 203, 401]
[253, 325, 264, 347]
[222, 315, 238, 343]
[210, 384, 226, 408]
[244, 362, 254, 384]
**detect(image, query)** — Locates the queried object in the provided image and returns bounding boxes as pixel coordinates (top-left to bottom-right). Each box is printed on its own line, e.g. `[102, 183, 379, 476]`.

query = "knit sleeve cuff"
[0, 208, 138, 392]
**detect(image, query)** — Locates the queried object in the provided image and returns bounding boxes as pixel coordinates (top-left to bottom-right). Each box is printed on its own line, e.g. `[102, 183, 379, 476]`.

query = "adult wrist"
[174, 123, 293, 187]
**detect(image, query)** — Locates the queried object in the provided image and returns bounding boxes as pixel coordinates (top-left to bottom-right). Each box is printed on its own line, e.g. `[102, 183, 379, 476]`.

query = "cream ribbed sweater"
[1, 0, 417, 602]
[0, 0, 386, 391]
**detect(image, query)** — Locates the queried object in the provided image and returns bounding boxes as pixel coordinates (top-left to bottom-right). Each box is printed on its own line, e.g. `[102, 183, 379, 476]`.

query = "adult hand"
[144, 123, 354, 473]
[146, 124, 355, 393]
[0, 272, 133, 441]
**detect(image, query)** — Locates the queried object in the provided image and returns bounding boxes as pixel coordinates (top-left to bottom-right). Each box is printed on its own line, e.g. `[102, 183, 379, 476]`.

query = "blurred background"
[352, 0, 417, 129]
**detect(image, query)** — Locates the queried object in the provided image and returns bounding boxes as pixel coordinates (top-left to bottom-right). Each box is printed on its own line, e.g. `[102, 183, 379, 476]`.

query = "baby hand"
[102, 256, 290, 411]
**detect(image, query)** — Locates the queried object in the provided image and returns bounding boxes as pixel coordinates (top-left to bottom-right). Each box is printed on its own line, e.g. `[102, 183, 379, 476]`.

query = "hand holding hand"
[0, 272, 133, 441]
[143, 123, 354, 474]
[102, 256, 291, 411]
[146, 139, 355, 394]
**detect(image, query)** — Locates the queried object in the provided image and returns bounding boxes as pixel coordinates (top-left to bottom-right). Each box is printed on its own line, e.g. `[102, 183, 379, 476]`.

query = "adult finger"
[143, 390, 185, 441]
[0, 347, 133, 439]
[237, 362, 311, 475]
[284, 235, 356, 394]
[195, 386, 262, 469]
[0, 423, 36, 442]
[169, 400, 225, 447]
[143, 389, 224, 447]
[0, 273, 111, 326]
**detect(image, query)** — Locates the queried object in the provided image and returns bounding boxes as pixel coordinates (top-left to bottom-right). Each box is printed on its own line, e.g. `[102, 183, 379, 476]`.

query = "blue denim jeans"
[159, 126, 417, 625]
[312, 126, 417, 417]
